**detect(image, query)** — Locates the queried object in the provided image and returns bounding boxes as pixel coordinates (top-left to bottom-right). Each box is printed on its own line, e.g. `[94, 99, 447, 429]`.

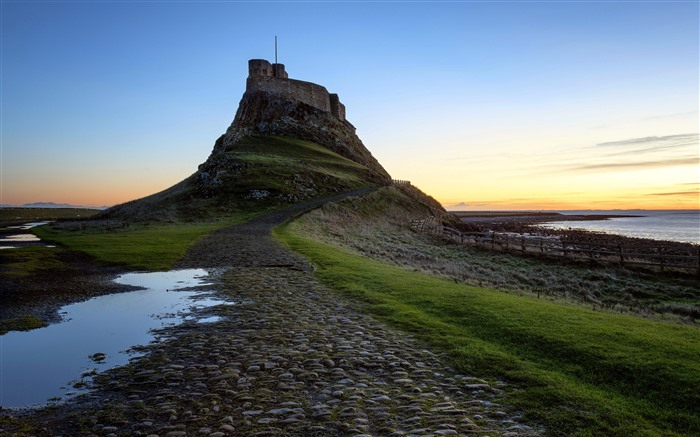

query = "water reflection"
[0, 222, 50, 249]
[0, 234, 41, 242]
[0, 269, 231, 409]
[5, 222, 49, 230]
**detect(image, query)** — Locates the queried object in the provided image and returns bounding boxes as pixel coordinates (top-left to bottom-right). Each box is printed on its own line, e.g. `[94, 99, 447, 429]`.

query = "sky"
[1, 1, 698, 210]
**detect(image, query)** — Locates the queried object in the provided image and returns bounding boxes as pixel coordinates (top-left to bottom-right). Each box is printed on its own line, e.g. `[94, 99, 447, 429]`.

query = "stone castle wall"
[247, 76, 333, 114]
[246, 59, 346, 121]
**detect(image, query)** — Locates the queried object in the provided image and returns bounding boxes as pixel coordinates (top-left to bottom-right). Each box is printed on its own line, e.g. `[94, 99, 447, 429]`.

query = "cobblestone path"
[23, 191, 541, 436]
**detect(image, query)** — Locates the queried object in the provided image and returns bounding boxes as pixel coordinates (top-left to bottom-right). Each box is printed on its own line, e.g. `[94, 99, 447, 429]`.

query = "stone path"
[175, 189, 375, 271]
[17, 191, 541, 436]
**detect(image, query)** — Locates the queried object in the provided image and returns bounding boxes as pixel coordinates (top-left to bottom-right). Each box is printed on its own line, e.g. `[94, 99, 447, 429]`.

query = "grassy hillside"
[29, 135, 380, 270]
[275, 221, 700, 436]
[231, 135, 370, 188]
[293, 188, 700, 322]
[101, 135, 376, 222]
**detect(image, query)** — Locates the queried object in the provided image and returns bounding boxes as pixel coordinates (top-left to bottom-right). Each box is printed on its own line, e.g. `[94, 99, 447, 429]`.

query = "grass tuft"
[0, 315, 47, 335]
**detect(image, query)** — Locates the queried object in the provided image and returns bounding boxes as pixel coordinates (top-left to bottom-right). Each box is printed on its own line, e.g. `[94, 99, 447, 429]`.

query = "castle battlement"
[246, 59, 346, 121]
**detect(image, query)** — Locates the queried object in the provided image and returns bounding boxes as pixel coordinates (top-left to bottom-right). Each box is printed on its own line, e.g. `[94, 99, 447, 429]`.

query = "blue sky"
[2, 1, 698, 209]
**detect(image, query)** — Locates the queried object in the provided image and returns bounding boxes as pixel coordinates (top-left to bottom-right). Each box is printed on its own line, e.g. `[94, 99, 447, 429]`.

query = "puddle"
[0, 234, 41, 242]
[0, 269, 231, 409]
[0, 222, 50, 249]
[5, 222, 49, 230]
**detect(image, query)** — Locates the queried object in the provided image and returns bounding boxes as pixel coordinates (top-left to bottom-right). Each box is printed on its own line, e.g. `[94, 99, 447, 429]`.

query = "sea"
[537, 210, 700, 245]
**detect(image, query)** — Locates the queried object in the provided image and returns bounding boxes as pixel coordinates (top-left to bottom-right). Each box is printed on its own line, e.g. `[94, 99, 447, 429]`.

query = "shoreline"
[0, 250, 136, 325]
[455, 211, 698, 247]
[453, 210, 643, 223]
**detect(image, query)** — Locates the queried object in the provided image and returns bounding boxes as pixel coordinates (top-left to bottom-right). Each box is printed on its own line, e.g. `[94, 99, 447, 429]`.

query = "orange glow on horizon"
[440, 196, 700, 212]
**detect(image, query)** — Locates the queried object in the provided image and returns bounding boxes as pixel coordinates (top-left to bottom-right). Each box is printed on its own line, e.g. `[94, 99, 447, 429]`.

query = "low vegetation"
[292, 189, 700, 322]
[33, 216, 251, 270]
[22, 136, 377, 271]
[0, 315, 47, 335]
[0, 207, 100, 227]
[275, 218, 700, 436]
[231, 135, 370, 185]
[101, 135, 374, 222]
[0, 246, 71, 277]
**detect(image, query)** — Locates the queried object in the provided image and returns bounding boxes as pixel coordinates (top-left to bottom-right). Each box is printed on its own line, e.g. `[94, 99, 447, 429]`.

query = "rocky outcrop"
[213, 90, 392, 185]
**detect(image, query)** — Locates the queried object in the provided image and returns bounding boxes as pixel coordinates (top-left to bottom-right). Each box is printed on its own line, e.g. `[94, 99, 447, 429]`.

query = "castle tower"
[272, 63, 288, 78]
[248, 59, 288, 79]
[248, 59, 273, 78]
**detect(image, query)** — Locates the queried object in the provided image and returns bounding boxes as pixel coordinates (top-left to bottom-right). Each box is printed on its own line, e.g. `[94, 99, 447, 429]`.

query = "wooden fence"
[411, 217, 700, 274]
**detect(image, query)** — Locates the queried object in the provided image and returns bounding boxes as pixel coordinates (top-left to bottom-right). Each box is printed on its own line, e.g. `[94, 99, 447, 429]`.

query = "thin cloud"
[602, 139, 698, 157]
[595, 133, 698, 148]
[452, 132, 699, 180]
[642, 111, 699, 121]
[570, 157, 698, 172]
[648, 190, 699, 197]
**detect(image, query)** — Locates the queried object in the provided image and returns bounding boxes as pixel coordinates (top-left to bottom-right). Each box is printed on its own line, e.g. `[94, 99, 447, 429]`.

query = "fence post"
[521, 235, 526, 252]
[618, 243, 625, 267]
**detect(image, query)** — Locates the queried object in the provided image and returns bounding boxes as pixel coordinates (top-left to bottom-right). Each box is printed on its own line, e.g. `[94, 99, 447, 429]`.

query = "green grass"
[275, 222, 700, 436]
[233, 135, 367, 171]
[0, 315, 47, 335]
[101, 135, 375, 223]
[224, 136, 371, 195]
[34, 214, 252, 270]
[0, 247, 71, 277]
[295, 187, 700, 322]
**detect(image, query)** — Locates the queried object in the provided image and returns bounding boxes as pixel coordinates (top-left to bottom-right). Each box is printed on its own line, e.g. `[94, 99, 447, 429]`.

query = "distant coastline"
[0, 202, 108, 210]
[454, 209, 700, 245]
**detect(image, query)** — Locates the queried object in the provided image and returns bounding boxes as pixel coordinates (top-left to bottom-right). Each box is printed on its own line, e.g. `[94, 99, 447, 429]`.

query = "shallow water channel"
[0, 222, 52, 249]
[0, 269, 231, 409]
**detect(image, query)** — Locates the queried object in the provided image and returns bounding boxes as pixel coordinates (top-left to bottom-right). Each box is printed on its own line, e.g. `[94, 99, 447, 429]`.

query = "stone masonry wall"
[329, 94, 346, 121]
[247, 76, 333, 115]
[245, 59, 346, 121]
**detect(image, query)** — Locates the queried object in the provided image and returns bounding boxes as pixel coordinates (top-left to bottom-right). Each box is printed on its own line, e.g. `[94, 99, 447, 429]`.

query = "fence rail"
[410, 217, 700, 274]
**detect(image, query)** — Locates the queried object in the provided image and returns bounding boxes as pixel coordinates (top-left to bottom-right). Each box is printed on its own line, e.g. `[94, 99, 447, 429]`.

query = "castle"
[246, 59, 346, 121]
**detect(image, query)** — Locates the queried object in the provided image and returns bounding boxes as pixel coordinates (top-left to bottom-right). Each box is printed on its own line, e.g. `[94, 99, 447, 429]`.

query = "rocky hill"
[100, 60, 444, 223]
[220, 89, 391, 185]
